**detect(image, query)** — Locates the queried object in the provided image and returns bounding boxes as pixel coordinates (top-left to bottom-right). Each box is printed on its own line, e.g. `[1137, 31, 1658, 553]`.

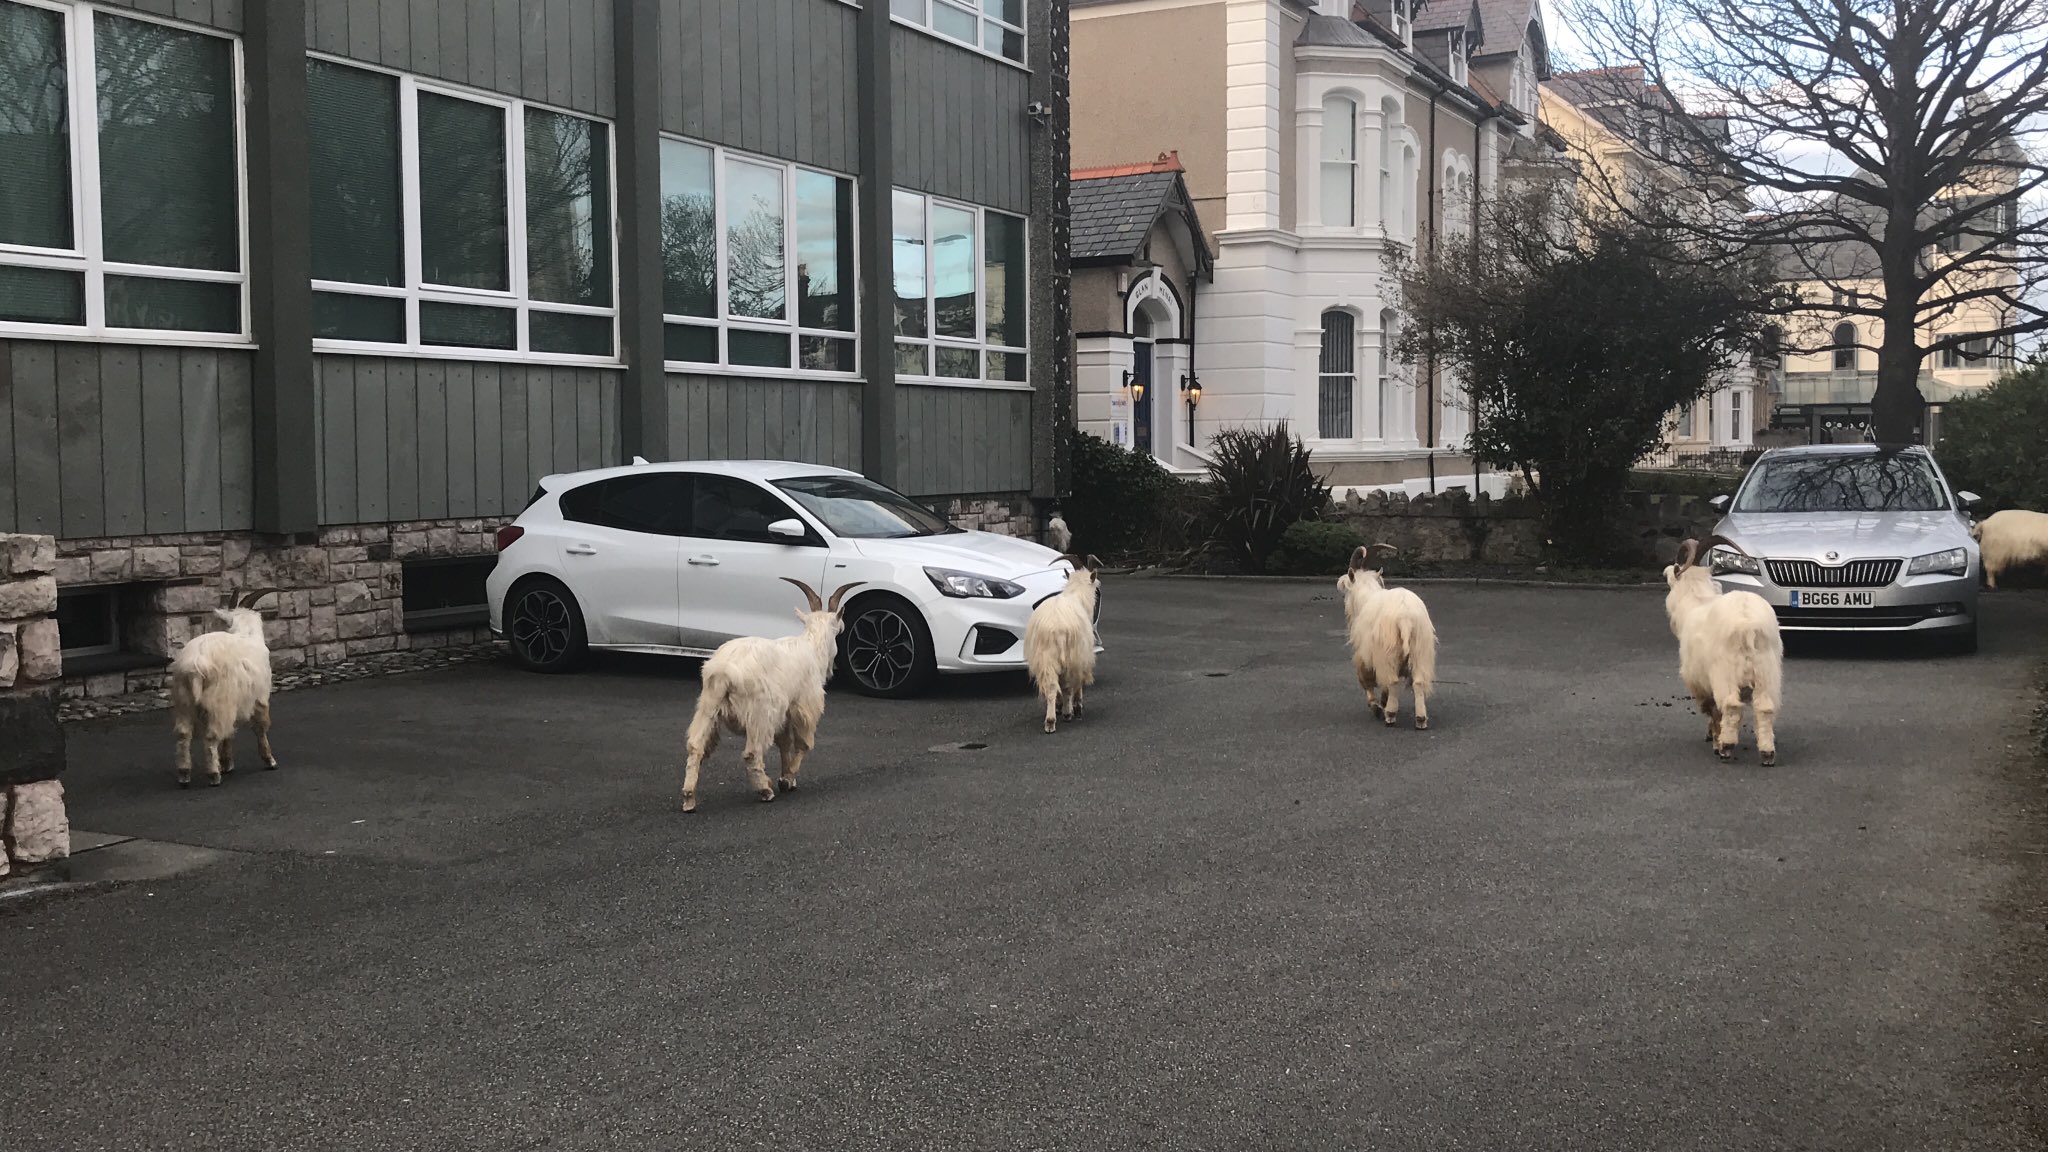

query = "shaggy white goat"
[1336, 545, 1438, 729]
[1044, 512, 1073, 554]
[680, 578, 863, 813]
[1024, 554, 1101, 733]
[1971, 508, 2048, 590]
[1664, 537, 1784, 765]
[169, 590, 280, 788]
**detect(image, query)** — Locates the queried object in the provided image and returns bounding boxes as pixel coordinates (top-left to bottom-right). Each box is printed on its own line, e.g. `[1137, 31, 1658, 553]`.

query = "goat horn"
[240, 588, 279, 609]
[1348, 546, 1374, 573]
[1674, 539, 1700, 569]
[826, 581, 866, 613]
[780, 578, 824, 613]
[1697, 534, 1750, 564]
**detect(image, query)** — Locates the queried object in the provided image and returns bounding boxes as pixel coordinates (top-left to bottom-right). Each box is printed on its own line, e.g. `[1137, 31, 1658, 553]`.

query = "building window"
[1940, 334, 1992, 368]
[1676, 402, 1695, 439]
[0, 1, 246, 338]
[1390, 0, 1412, 45]
[1317, 309, 1355, 440]
[307, 57, 616, 360]
[892, 190, 1028, 384]
[1447, 29, 1469, 85]
[1730, 390, 1746, 441]
[891, 0, 1025, 64]
[1378, 309, 1398, 438]
[1831, 322, 1856, 371]
[1321, 96, 1358, 228]
[660, 137, 857, 374]
[55, 585, 120, 657]
[1378, 99, 1397, 232]
[402, 557, 496, 632]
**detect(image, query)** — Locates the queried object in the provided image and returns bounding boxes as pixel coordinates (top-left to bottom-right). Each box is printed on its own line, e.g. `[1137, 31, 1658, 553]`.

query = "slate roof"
[1064, 157, 1204, 266]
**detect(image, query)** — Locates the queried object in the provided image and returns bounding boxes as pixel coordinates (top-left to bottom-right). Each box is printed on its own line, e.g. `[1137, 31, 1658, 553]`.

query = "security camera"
[1025, 100, 1050, 121]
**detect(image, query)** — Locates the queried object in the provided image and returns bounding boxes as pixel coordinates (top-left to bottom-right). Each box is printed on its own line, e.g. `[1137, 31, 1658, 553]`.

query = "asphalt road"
[5, 579, 2047, 1151]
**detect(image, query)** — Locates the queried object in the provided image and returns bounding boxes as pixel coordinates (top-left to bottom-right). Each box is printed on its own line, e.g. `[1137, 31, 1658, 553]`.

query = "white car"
[485, 459, 1095, 697]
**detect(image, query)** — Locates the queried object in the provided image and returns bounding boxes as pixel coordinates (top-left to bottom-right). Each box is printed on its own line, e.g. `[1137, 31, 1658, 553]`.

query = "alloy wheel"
[846, 605, 918, 693]
[511, 586, 573, 667]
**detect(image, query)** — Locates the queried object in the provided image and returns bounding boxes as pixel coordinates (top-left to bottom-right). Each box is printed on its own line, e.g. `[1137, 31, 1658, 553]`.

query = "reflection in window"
[795, 169, 852, 331]
[95, 12, 238, 273]
[308, 60, 402, 287]
[891, 190, 1026, 383]
[525, 108, 612, 308]
[932, 204, 976, 340]
[418, 91, 508, 291]
[893, 190, 928, 340]
[0, 1, 72, 252]
[660, 138, 716, 318]
[726, 158, 786, 320]
[984, 213, 1027, 379]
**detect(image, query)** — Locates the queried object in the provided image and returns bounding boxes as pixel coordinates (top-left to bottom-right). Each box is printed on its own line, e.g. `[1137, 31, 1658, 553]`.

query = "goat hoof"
[176, 777, 190, 789]
[264, 761, 279, 771]
[1415, 717, 1429, 730]
[681, 792, 697, 813]
[207, 775, 223, 787]
[776, 778, 798, 794]
[1043, 722, 1057, 734]
[1715, 747, 1734, 762]
[1760, 751, 1777, 767]
[757, 788, 777, 803]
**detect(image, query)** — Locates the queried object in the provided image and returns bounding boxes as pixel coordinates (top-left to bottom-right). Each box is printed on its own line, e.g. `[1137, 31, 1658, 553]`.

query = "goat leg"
[254, 701, 279, 769]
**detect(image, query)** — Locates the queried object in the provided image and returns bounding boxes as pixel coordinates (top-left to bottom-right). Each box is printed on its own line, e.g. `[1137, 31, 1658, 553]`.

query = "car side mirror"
[1955, 491, 1981, 506]
[766, 518, 806, 540]
[1708, 494, 1730, 510]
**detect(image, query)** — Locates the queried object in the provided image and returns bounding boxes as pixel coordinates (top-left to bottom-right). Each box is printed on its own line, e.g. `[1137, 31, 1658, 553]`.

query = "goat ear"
[213, 608, 236, 625]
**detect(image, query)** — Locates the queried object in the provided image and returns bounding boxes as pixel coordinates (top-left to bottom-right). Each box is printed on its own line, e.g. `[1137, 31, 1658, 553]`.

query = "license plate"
[1789, 589, 1875, 608]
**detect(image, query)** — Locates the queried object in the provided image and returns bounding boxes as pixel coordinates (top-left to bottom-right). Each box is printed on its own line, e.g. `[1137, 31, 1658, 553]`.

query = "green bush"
[1268, 519, 1367, 576]
[1205, 423, 1330, 574]
[1061, 428, 1200, 563]
[1938, 361, 2048, 512]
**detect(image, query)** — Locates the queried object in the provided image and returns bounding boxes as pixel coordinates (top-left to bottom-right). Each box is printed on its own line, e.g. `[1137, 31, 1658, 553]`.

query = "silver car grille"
[1763, 558, 1901, 588]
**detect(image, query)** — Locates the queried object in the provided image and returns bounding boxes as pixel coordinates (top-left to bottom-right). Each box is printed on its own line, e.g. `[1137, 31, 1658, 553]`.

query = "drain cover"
[928, 741, 989, 753]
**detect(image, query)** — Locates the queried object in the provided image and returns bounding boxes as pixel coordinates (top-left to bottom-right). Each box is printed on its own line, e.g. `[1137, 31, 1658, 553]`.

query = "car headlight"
[1709, 546, 1759, 575]
[924, 567, 1025, 599]
[1907, 547, 1969, 576]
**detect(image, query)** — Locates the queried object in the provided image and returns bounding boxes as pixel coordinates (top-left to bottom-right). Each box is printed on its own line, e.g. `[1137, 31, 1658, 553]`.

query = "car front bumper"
[1713, 569, 1977, 632]
[926, 568, 1103, 674]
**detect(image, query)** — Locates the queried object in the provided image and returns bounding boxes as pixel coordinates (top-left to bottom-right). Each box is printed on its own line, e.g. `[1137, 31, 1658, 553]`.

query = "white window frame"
[891, 189, 1030, 392]
[1391, 0, 1412, 46]
[0, 0, 250, 344]
[888, 0, 1028, 69]
[658, 135, 862, 381]
[1316, 308, 1357, 441]
[1447, 29, 1469, 85]
[1320, 95, 1359, 229]
[307, 54, 620, 367]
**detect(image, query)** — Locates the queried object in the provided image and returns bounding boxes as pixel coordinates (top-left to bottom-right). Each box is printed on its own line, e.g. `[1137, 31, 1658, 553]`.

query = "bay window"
[660, 137, 856, 374]
[892, 190, 1028, 385]
[891, 0, 1025, 64]
[307, 57, 616, 360]
[1321, 96, 1358, 228]
[0, 1, 245, 338]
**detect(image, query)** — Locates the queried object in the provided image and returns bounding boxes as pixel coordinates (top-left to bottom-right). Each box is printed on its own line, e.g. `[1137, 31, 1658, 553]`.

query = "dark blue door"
[1133, 341, 1154, 455]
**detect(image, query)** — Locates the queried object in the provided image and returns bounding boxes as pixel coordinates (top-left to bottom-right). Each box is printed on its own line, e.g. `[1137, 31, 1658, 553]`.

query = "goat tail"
[686, 667, 731, 751]
[1402, 613, 1438, 691]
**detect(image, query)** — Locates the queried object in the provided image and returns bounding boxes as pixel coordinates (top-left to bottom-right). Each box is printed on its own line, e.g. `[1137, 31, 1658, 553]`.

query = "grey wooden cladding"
[892, 30, 1032, 214]
[98, 0, 244, 31]
[314, 356, 620, 524]
[0, 341, 254, 538]
[304, 0, 617, 116]
[659, 0, 859, 173]
[665, 374, 862, 472]
[895, 384, 1031, 497]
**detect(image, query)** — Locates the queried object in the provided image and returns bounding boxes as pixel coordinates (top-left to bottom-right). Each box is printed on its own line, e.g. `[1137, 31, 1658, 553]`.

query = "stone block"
[8, 779, 70, 863]
[133, 546, 181, 579]
[313, 642, 348, 666]
[0, 534, 58, 577]
[337, 611, 386, 640]
[155, 583, 224, 614]
[331, 545, 369, 564]
[310, 586, 337, 607]
[458, 519, 485, 534]
[271, 646, 307, 671]
[85, 672, 127, 698]
[0, 686, 65, 786]
[358, 525, 391, 544]
[0, 623, 15, 689]
[181, 551, 223, 576]
[222, 537, 253, 570]
[427, 527, 461, 555]
[0, 575, 58, 621]
[335, 581, 376, 612]
[19, 618, 60, 682]
[274, 547, 332, 586]
[345, 636, 398, 656]
[309, 605, 338, 642]
[52, 555, 92, 585]
[89, 549, 132, 581]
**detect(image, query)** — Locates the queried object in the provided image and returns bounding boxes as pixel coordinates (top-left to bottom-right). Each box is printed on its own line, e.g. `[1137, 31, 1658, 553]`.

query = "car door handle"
[687, 555, 720, 566]
[565, 544, 597, 556]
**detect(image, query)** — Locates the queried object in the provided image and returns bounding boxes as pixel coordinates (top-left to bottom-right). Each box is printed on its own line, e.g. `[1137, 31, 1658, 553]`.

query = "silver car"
[1705, 444, 1981, 652]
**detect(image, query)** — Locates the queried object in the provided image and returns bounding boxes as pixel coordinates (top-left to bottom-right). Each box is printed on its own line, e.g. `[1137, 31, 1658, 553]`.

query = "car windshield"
[1733, 452, 1950, 513]
[774, 475, 960, 539]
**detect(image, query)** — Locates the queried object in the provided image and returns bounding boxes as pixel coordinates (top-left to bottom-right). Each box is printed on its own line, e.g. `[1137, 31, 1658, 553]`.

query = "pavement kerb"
[1127, 571, 1664, 591]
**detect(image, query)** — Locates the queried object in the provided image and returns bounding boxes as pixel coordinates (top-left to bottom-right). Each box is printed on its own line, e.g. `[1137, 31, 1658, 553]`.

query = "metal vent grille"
[1764, 558, 1901, 588]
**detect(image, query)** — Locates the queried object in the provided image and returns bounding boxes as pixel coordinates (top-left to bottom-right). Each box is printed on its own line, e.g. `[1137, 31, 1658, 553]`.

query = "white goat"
[1044, 511, 1073, 553]
[169, 590, 280, 788]
[1971, 508, 2048, 590]
[681, 578, 863, 813]
[1024, 554, 1101, 733]
[1664, 537, 1784, 765]
[1336, 545, 1439, 729]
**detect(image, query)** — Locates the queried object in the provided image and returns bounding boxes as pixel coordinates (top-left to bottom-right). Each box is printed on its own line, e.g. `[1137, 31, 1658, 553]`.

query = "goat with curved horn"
[239, 588, 280, 609]
[780, 578, 824, 613]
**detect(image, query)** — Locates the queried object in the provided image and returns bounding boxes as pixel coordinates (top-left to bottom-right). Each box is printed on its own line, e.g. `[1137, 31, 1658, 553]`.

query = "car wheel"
[838, 594, 935, 698]
[505, 577, 589, 673]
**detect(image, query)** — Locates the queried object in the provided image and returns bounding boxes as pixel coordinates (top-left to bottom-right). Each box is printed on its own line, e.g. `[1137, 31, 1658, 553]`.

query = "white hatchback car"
[485, 459, 1094, 696]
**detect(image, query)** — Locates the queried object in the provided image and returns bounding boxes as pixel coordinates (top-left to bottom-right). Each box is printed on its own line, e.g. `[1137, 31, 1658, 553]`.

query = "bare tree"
[1559, 0, 2048, 443]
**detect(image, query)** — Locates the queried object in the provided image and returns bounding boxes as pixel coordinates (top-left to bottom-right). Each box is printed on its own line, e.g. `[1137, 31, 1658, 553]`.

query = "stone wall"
[1327, 490, 1722, 565]
[933, 493, 1043, 540]
[1, 533, 68, 880]
[52, 518, 505, 698]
